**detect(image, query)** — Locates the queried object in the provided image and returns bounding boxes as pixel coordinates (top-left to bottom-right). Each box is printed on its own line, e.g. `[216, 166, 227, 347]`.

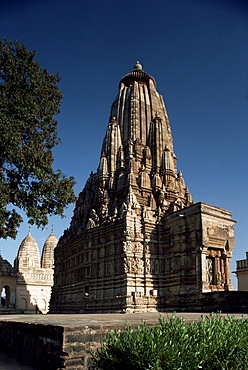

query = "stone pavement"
[0, 312, 248, 370]
[1, 311, 248, 326]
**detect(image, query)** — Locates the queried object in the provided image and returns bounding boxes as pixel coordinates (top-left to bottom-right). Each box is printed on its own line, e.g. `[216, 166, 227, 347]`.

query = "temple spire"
[71, 64, 193, 235]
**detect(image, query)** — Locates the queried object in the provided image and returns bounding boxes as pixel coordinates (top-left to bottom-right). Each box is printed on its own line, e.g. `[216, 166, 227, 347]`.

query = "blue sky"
[0, 0, 247, 288]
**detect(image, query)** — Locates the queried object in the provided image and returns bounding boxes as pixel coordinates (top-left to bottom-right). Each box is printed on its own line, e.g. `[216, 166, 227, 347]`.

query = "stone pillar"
[10, 290, 16, 307]
[224, 257, 233, 290]
[201, 248, 209, 291]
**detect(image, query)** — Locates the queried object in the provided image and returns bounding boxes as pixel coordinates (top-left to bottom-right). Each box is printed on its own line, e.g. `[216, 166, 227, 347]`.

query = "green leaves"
[0, 39, 76, 238]
[92, 314, 248, 370]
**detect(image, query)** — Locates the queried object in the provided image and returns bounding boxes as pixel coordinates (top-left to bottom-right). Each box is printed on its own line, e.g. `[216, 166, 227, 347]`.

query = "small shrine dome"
[0, 255, 16, 276]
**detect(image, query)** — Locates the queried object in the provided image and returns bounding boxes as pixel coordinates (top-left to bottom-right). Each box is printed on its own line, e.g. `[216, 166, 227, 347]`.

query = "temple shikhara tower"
[50, 63, 236, 313]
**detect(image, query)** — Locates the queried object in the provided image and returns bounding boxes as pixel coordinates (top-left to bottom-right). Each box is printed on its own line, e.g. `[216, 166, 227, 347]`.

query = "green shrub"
[91, 314, 248, 370]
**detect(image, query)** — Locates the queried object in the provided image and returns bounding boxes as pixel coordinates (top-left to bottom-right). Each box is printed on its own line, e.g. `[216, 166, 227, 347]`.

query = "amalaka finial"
[133, 61, 142, 71]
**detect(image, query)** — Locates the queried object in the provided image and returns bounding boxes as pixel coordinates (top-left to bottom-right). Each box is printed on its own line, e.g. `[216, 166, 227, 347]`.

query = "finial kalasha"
[133, 61, 142, 71]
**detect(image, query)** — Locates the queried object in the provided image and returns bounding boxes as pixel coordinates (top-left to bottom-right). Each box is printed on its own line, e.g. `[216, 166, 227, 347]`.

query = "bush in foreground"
[92, 314, 248, 370]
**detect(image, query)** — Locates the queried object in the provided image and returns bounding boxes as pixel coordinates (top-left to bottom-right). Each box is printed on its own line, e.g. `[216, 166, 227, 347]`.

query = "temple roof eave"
[119, 70, 156, 89]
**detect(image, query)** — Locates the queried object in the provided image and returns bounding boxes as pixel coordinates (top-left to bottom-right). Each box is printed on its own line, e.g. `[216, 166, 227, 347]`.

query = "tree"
[0, 39, 76, 239]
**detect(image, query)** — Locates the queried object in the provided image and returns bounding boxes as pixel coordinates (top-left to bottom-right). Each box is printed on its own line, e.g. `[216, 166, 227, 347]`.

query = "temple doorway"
[1, 285, 10, 306]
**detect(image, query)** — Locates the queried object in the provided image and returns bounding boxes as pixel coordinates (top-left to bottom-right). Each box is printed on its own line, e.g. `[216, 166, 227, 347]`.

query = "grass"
[91, 314, 248, 370]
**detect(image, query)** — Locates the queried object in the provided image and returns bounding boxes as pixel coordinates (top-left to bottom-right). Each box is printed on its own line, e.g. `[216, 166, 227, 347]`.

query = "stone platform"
[0, 312, 248, 370]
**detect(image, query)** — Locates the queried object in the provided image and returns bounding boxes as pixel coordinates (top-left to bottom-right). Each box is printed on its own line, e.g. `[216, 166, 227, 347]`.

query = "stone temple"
[50, 62, 236, 313]
[0, 230, 57, 313]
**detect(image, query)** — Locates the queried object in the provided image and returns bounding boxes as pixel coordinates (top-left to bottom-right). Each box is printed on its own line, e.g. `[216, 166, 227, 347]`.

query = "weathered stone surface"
[50, 63, 236, 313]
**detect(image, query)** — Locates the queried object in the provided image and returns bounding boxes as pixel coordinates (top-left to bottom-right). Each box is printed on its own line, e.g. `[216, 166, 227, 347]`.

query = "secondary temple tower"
[50, 63, 236, 313]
